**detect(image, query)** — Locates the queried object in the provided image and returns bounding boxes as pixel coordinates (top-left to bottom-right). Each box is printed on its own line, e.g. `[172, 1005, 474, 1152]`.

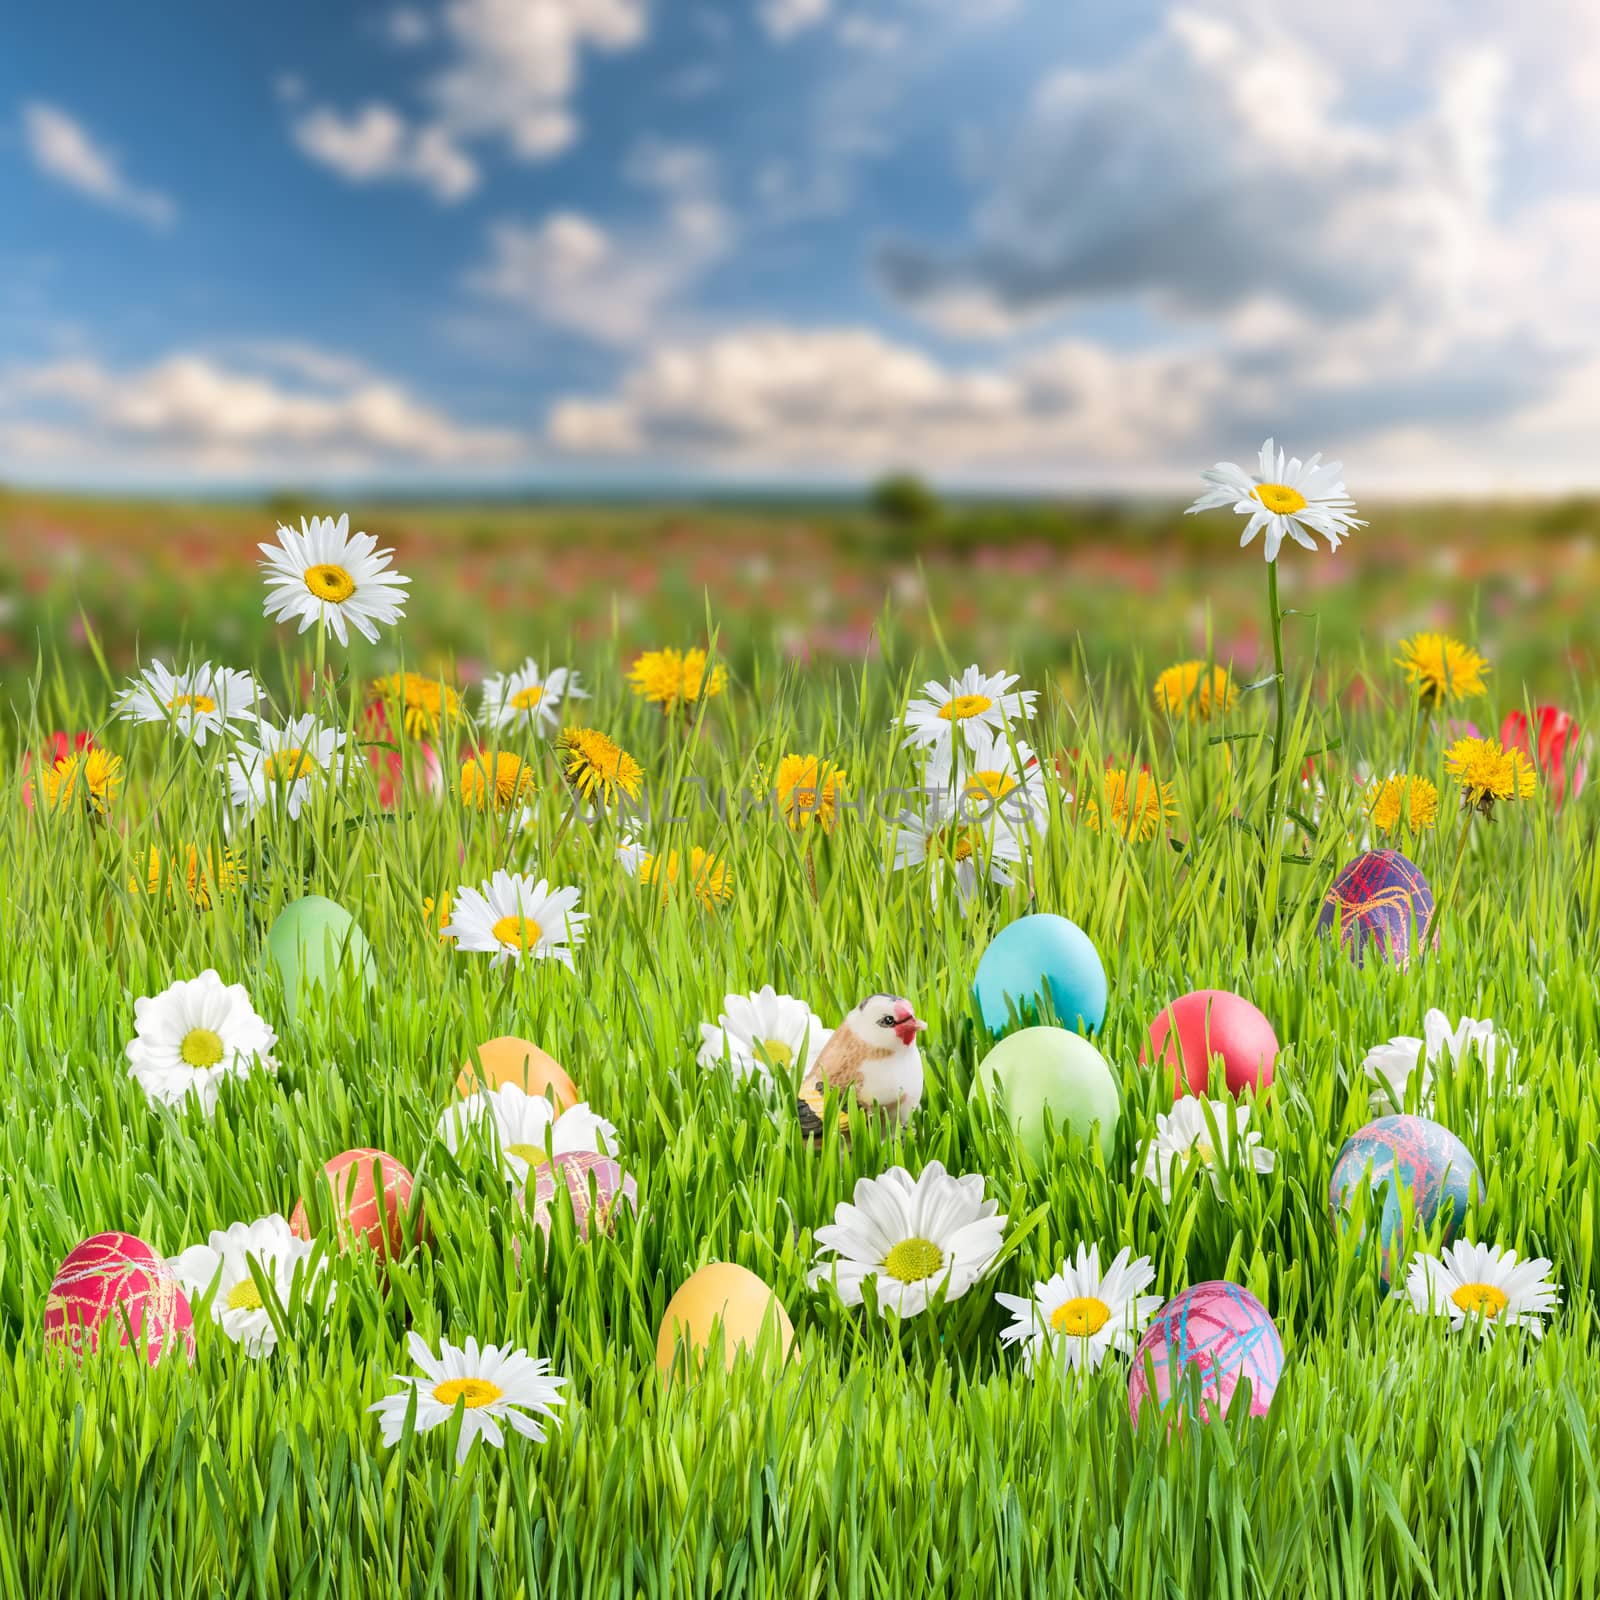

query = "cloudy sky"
[4, 0, 1598, 493]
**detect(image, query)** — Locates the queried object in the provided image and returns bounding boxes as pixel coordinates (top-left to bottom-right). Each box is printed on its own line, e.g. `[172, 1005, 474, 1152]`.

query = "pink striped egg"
[44, 1232, 195, 1365]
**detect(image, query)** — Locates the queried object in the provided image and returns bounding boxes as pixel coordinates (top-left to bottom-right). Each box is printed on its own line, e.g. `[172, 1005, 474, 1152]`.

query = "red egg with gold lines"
[529, 1152, 639, 1241]
[44, 1232, 195, 1365]
[290, 1148, 421, 1259]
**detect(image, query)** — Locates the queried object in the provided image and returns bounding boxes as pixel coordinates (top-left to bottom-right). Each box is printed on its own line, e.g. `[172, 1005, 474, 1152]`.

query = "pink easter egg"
[530, 1152, 638, 1241]
[44, 1232, 195, 1366]
[1128, 1280, 1283, 1425]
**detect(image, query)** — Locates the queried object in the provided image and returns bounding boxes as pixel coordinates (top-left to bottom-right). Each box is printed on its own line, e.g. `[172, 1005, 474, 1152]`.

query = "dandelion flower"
[808, 1160, 1007, 1320]
[1405, 1241, 1559, 1342]
[40, 746, 124, 815]
[1396, 633, 1490, 707]
[1138, 1098, 1275, 1204]
[627, 647, 727, 712]
[369, 1332, 565, 1464]
[899, 665, 1037, 756]
[1366, 774, 1440, 837]
[479, 660, 587, 736]
[994, 1244, 1162, 1375]
[558, 728, 643, 808]
[167, 1215, 332, 1356]
[773, 754, 847, 833]
[129, 843, 245, 909]
[460, 749, 538, 813]
[126, 970, 277, 1116]
[371, 671, 461, 739]
[114, 660, 261, 746]
[1185, 438, 1365, 562]
[436, 1083, 618, 1184]
[1081, 767, 1177, 841]
[619, 841, 733, 910]
[259, 513, 409, 645]
[1445, 736, 1536, 815]
[443, 870, 586, 969]
[697, 986, 833, 1082]
[422, 892, 454, 944]
[1152, 661, 1236, 721]
[227, 717, 347, 820]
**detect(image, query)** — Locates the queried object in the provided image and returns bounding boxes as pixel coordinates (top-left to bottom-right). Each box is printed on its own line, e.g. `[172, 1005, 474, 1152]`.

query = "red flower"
[20, 732, 94, 812]
[1500, 706, 1586, 809]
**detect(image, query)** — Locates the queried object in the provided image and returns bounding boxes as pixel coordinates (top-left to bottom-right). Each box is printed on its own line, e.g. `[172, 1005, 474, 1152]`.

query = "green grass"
[3, 507, 1600, 1596]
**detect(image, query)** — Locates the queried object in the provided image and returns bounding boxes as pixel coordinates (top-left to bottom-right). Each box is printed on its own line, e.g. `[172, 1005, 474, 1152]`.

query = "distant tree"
[868, 472, 942, 529]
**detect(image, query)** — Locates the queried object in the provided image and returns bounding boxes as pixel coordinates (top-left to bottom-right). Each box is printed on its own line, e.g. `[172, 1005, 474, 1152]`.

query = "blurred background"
[3, 0, 1598, 688]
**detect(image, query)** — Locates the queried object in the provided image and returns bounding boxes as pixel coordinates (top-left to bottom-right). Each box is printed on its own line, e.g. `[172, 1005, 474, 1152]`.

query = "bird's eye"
[877, 1014, 896, 1028]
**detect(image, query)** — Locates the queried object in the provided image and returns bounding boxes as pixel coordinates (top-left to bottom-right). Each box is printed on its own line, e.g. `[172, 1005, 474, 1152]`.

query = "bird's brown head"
[849, 994, 927, 1049]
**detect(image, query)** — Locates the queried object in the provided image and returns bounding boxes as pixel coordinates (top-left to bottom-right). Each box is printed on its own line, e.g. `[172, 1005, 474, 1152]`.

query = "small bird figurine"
[797, 994, 927, 1140]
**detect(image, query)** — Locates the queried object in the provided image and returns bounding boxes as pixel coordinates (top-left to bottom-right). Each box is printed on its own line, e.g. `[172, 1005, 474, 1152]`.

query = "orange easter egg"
[290, 1148, 420, 1259]
[456, 1035, 580, 1110]
[656, 1262, 793, 1375]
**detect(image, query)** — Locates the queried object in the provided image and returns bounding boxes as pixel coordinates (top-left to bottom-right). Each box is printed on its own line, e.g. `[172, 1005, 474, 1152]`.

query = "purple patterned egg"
[529, 1152, 638, 1241]
[1128, 1281, 1284, 1425]
[1329, 1115, 1478, 1288]
[1317, 850, 1435, 968]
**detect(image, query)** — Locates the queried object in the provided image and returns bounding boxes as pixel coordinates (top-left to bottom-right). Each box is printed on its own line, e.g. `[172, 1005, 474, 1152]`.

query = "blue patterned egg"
[1317, 850, 1434, 968]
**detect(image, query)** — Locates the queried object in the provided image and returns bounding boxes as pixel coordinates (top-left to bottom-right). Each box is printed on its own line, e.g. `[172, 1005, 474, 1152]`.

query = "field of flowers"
[3, 459, 1600, 1598]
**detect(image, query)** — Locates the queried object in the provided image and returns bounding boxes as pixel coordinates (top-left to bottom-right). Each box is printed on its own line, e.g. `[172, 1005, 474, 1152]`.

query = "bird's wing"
[815, 1031, 876, 1092]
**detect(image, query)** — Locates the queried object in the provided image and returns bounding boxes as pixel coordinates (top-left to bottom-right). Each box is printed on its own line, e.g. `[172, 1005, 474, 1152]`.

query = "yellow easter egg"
[456, 1035, 581, 1110]
[655, 1262, 794, 1375]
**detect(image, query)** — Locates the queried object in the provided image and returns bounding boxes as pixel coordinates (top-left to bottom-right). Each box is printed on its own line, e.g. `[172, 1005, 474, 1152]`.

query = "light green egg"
[266, 895, 377, 1023]
[973, 1025, 1120, 1164]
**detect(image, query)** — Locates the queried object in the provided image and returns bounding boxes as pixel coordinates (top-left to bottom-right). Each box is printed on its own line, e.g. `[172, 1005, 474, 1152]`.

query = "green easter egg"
[974, 1025, 1120, 1162]
[266, 895, 376, 1023]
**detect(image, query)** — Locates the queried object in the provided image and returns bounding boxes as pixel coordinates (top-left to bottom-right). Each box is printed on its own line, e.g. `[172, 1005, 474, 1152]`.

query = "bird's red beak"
[894, 1011, 928, 1046]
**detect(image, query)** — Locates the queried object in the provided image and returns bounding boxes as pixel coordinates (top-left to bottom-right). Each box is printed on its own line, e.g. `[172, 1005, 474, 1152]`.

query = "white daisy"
[226, 715, 347, 821]
[167, 1214, 332, 1356]
[931, 727, 1050, 834]
[1405, 1240, 1560, 1342]
[808, 1160, 1007, 1320]
[1138, 1098, 1276, 1204]
[259, 512, 410, 646]
[126, 969, 277, 1116]
[113, 659, 261, 746]
[1363, 1009, 1517, 1113]
[891, 808, 1024, 906]
[369, 1331, 566, 1464]
[479, 659, 588, 736]
[443, 870, 587, 970]
[436, 1083, 618, 1184]
[697, 986, 833, 1083]
[898, 665, 1038, 756]
[1185, 438, 1365, 562]
[995, 1243, 1162, 1375]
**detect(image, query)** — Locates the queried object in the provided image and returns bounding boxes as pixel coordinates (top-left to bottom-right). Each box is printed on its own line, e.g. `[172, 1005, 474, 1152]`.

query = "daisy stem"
[1425, 805, 1475, 951]
[1265, 559, 1288, 835]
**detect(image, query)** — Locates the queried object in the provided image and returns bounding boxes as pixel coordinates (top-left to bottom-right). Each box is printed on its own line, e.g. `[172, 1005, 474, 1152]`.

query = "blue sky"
[4, 0, 1598, 493]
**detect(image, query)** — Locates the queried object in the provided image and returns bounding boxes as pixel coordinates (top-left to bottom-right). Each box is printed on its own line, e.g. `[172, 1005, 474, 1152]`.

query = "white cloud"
[762, 0, 830, 41]
[387, 7, 432, 45]
[836, 15, 905, 52]
[293, 0, 648, 198]
[0, 349, 521, 479]
[21, 103, 176, 231]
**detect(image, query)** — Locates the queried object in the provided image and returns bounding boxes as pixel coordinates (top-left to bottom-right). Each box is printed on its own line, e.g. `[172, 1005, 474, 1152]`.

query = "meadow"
[2, 485, 1600, 1598]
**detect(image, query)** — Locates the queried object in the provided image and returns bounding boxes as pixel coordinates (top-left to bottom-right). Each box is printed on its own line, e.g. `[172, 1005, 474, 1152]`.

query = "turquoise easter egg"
[973, 913, 1107, 1036]
[974, 1025, 1120, 1162]
[266, 895, 376, 1023]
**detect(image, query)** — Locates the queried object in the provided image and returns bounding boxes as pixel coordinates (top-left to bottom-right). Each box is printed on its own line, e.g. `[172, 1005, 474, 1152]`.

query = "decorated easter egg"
[973, 913, 1107, 1036]
[656, 1262, 794, 1375]
[1128, 1281, 1283, 1425]
[1144, 989, 1278, 1099]
[1329, 1115, 1479, 1287]
[529, 1152, 638, 1240]
[289, 1148, 420, 1259]
[266, 895, 377, 1023]
[1317, 851, 1435, 968]
[44, 1232, 195, 1365]
[456, 1035, 580, 1109]
[974, 1025, 1120, 1161]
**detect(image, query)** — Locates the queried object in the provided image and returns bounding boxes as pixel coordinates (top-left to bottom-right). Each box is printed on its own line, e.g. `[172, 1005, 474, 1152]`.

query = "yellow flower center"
[168, 694, 217, 714]
[491, 914, 543, 951]
[965, 770, 1017, 803]
[179, 1027, 225, 1069]
[1451, 1282, 1509, 1319]
[883, 1237, 944, 1284]
[1252, 482, 1308, 515]
[304, 563, 356, 603]
[226, 1279, 264, 1311]
[1050, 1296, 1111, 1337]
[432, 1377, 504, 1410]
[510, 685, 546, 710]
[264, 747, 315, 784]
[505, 1142, 549, 1167]
[756, 1038, 795, 1070]
[939, 693, 993, 722]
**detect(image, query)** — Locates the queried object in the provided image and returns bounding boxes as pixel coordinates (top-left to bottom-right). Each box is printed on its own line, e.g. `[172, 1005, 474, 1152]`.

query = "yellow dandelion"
[460, 749, 538, 812]
[627, 647, 728, 712]
[1153, 660, 1237, 721]
[1396, 633, 1490, 706]
[1366, 774, 1440, 836]
[128, 843, 245, 909]
[1445, 736, 1536, 815]
[422, 892, 454, 944]
[558, 728, 644, 807]
[372, 670, 462, 739]
[636, 846, 733, 911]
[774, 753, 847, 833]
[1081, 767, 1177, 841]
[41, 748, 123, 815]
